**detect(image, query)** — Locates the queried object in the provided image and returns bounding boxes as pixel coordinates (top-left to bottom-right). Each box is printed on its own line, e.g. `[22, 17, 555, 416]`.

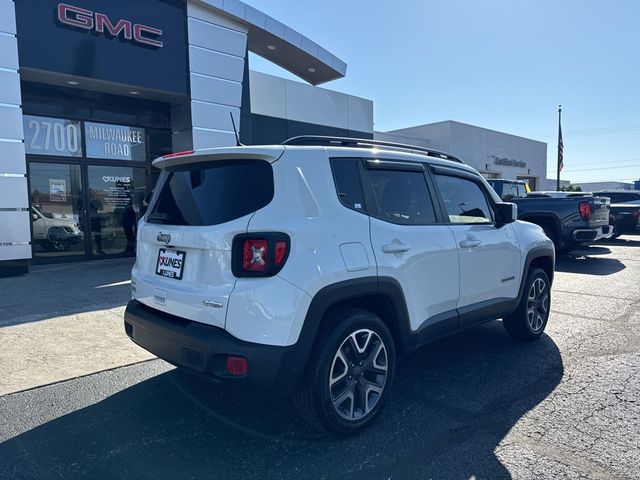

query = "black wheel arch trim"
[508, 246, 555, 316]
[519, 213, 562, 236]
[296, 247, 554, 379]
[296, 276, 509, 361]
[295, 277, 412, 370]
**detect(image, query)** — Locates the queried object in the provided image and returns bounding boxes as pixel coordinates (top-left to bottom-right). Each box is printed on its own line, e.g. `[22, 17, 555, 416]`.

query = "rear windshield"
[501, 182, 528, 200]
[147, 159, 273, 226]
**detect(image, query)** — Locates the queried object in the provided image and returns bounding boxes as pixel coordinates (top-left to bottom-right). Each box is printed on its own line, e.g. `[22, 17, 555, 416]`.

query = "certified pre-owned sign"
[57, 3, 163, 48]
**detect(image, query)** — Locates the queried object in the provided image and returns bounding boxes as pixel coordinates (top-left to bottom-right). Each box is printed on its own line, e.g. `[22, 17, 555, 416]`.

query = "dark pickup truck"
[488, 179, 613, 251]
[594, 190, 640, 237]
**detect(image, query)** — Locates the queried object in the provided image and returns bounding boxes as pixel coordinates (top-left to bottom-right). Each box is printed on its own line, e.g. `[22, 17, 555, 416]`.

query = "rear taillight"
[242, 239, 268, 272]
[275, 241, 287, 265]
[633, 210, 640, 223]
[579, 201, 591, 221]
[232, 233, 290, 277]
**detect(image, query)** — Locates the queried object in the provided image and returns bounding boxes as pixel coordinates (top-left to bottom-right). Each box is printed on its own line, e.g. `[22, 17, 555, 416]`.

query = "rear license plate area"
[156, 248, 186, 280]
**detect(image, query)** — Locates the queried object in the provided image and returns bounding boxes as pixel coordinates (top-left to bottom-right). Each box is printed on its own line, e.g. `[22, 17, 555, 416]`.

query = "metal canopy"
[200, 0, 347, 85]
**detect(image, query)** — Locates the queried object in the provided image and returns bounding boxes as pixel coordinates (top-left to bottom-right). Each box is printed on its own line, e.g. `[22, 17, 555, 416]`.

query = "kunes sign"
[57, 3, 163, 48]
[102, 176, 131, 183]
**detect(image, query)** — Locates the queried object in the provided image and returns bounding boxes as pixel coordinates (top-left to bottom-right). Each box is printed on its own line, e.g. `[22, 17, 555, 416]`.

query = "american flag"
[558, 107, 564, 172]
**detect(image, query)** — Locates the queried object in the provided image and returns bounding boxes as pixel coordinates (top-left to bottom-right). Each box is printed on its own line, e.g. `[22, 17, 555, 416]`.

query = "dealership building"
[0, 0, 375, 275]
[376, 121, 548, 190]
[0, 0, 549, 276]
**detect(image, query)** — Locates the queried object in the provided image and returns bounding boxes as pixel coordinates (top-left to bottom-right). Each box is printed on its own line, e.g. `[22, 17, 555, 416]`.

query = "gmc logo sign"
[57, 3, 163, 48]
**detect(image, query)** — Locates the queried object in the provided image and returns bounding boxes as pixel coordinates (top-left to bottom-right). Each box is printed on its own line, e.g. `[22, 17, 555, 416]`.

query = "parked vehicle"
[488, 180, 613, 251]
[30, 205, 83, 252]
[486, 178, 530, 200]
[593, 190, 640, 236]
[607, 204, 640, 237]
[124, 137, 555, 434]
[526, 191, 590, 199]
[594, 189, 640, 206]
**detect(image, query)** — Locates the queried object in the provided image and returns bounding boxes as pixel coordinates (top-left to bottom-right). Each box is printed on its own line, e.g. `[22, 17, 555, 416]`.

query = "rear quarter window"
[330, 159, 366, 212]
[147, 159, 273, 226]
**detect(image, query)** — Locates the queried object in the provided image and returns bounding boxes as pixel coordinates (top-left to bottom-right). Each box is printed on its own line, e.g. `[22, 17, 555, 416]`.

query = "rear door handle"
[459, 240, 482, 248]
[382, 243, 411, 254]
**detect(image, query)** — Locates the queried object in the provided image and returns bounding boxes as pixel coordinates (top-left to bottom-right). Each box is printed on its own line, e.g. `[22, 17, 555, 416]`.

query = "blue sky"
[248, 0, 640, 184]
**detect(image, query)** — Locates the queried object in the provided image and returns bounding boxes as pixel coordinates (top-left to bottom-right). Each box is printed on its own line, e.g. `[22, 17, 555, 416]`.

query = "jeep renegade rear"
[125, 137, 555, 435]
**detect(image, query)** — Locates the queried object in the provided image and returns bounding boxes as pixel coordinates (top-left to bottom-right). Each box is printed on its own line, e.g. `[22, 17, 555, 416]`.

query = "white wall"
[373, 131, 430, 148]
[0, 0, 30, 262]
[249, 70, 373, 133]
[382, 121, 547, 183]
[575, 181, 635, 192]
[539, 178, 571, 191]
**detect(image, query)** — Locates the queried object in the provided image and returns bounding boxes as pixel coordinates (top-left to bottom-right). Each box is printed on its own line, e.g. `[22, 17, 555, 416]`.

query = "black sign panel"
[15, 0, 188, 95]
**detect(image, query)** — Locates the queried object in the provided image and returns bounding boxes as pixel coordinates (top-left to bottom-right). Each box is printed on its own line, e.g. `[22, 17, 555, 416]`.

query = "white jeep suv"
[124, 136, 555, 434]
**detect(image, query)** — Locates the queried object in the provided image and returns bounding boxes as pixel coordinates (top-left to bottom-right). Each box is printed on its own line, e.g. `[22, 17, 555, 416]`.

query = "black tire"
[503, 268, 551, 341]
[609, 217, 621, 239]
[294, 307, 396, 435]
[45, 239, 70, 252]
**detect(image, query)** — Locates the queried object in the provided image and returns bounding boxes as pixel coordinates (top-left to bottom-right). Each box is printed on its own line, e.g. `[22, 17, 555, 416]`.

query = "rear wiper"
[146, 213, 169, 223]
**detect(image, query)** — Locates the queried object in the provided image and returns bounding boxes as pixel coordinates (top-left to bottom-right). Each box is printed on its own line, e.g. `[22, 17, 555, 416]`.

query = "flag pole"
[556, 105, 562, 191]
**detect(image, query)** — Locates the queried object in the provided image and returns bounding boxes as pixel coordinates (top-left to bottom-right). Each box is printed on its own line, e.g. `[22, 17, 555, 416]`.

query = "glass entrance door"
[28, 162, 86, 259]
[86, 165, 147, 256]
[29, 162, 148, 261]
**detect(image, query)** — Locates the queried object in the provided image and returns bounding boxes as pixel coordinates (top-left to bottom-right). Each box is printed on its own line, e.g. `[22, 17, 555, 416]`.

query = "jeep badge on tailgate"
[157, 232, 171, 244]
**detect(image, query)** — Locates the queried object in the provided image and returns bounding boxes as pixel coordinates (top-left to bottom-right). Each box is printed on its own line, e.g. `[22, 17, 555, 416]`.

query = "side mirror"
[495, 202, 517, 228]
[31, 213, 38, 221]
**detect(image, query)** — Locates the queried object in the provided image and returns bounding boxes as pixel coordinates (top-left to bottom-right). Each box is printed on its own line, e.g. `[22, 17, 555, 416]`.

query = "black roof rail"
[281, 135, 464, 164]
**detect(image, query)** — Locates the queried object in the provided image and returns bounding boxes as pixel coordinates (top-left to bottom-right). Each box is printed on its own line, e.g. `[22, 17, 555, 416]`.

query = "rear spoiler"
[152, 146, 285, 169]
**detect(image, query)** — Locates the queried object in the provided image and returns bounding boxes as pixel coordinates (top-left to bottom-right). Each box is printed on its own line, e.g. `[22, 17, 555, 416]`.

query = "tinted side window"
[367, 169, 437, 225]
[435, 174, 493, 224]
[148, 159, 273, 226]
[331, 159, 365, 211]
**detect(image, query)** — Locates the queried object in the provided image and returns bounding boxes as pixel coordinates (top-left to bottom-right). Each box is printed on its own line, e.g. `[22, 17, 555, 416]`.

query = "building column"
[176, 1, 248, 150]
[0, 0, 30, 275]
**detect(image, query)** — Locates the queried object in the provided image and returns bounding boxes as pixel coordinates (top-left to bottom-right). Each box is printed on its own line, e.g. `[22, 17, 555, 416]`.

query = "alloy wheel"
[527, 277, 549, 333]
[329, 329, 388, 421]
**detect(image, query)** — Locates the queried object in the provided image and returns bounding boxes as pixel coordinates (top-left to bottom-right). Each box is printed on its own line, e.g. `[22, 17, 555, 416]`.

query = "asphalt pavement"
[1, 236, 639, 479]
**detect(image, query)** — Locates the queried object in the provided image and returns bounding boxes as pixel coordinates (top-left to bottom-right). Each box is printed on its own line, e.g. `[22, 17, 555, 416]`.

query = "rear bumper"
[613, 215, 640, 234]
[124, 300, 306, 396]
[571, 225, 614, 243]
